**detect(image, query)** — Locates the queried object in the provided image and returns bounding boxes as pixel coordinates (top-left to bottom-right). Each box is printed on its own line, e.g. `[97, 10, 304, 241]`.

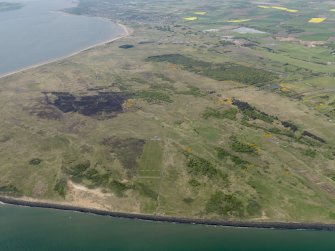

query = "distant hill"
[0, 2, 23, 12]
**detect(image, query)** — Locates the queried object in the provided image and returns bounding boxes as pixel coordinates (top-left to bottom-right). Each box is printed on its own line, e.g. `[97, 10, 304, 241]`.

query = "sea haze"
[0, 0, 124, 76]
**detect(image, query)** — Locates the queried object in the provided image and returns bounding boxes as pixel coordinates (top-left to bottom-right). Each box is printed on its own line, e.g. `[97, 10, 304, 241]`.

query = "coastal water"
[0, 0, 124, 76]
[1, 204, 335, 251]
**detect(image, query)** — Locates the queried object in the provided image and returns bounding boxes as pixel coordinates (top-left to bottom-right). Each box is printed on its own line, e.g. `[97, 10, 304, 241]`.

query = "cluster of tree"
[206, 191, 262, 217]
[206, 192, 244, 217]
[216, 147, 250, 167]
[187, 155, 218, 178]
[62, 160, 112, 189]
[232, 99, 276, 123]
[147, 54, 278, 85]
[281, 120, 298, 132]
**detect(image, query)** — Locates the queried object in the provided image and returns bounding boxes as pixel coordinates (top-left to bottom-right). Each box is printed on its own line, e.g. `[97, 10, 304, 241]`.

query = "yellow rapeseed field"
[194, 12, 206, 15]
[258, 5, 298, 13]
[286, 9, 299, 13]
[258, 5, 270, 9]
[272, 6, 288, 11]
[183, 17, 198, 21]
[308, 18, 326, 23]
[226, 19, 251, 23]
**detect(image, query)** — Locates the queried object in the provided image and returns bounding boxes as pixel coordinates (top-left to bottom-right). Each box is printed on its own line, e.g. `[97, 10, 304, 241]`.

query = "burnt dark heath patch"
[44, 91, 130, 117]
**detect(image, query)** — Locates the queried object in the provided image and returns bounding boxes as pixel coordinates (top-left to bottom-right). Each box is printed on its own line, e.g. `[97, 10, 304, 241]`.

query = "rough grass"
[138, 140, 163, 177]
[202, 107, 237, 120]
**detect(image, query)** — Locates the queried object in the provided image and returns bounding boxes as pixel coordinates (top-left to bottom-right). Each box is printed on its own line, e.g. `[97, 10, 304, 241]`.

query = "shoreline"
[1, 196, 335, 231]
[0, 22, 130, 80]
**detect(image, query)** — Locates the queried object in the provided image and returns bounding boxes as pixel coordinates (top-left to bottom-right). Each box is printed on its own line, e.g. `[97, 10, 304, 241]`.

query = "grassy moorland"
[0, 0, 335, 223]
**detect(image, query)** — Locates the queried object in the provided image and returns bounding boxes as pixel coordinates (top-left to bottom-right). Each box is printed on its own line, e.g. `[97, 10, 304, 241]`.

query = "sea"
[0, 0, 124, 76]
[1, 204, 335, 251]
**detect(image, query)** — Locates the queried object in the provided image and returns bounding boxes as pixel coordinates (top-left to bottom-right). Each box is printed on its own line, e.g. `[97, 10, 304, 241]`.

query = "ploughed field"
[1, 0, 335, 223]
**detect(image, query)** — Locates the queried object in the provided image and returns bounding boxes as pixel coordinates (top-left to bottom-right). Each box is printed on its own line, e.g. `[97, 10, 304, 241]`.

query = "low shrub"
[206, 191, 244, 217]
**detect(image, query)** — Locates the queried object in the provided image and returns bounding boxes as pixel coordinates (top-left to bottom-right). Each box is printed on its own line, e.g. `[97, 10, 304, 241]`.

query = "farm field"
[0, 0, 335, 223]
